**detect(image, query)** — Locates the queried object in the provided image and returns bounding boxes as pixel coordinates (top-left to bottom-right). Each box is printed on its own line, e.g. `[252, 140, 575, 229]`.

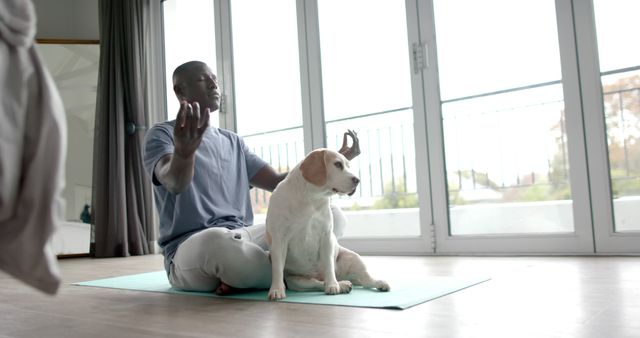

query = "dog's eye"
[334, 161, 344, 170]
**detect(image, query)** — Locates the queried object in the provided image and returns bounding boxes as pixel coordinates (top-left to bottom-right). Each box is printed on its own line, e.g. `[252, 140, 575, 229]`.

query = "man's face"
[178, 64, 220, 111]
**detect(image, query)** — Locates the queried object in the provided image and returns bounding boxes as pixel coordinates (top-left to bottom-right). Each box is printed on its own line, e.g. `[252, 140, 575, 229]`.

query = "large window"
[318, 0, 420, 237]
[161, 0, 640, 254]
[162, 0, 216, 121]
[434, 0, 573, 235]
[230, 0, 305, 218]
[594, 0, 640, 232]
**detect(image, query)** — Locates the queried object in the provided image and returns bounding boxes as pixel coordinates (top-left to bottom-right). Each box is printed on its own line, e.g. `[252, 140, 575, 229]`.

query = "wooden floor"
[1, 255, 639, 338]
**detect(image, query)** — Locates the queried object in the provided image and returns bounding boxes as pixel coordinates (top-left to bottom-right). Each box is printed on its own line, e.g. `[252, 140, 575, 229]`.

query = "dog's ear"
[300, 149, 327, 187]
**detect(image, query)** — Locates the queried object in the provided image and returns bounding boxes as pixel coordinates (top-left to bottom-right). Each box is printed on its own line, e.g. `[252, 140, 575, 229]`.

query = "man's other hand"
[339, 129, 360, 161]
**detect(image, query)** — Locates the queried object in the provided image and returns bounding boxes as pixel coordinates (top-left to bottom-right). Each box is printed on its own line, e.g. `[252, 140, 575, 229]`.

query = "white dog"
[266, 148, 390, 300]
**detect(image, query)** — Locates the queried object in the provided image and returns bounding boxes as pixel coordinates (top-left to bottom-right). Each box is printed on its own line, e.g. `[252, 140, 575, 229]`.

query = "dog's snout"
[352, 177, 360, 185]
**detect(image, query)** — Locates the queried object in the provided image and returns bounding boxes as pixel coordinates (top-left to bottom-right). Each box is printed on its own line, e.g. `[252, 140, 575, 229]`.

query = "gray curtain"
[91, 0, 163, 257]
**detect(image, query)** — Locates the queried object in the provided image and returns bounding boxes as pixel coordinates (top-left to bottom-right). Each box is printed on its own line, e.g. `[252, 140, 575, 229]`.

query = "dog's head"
[299, 148, 360, 196]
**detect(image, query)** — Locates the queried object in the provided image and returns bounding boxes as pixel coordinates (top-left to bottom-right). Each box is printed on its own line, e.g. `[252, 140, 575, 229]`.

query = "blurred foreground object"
[0, 0, 67, 295]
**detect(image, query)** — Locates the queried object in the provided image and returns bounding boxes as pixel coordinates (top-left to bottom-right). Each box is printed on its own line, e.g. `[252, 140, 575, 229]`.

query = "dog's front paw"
[324, 282, 340, 295]
[338, 280, 353, 294]
[375, 280, 390, 292]
[268, 286, 286, 300]
[324, 280, 352, 295]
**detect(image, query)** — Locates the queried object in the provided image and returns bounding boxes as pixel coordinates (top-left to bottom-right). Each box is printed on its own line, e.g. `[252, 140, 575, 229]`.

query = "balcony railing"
[242, 84, 640, 213]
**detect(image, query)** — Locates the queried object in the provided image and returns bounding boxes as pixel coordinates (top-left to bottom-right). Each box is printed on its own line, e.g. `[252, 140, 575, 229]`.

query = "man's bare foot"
[215, 282, 238, 295]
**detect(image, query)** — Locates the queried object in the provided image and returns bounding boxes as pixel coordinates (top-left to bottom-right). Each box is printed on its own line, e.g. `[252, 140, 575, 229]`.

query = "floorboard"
[1, 255, 639, 337]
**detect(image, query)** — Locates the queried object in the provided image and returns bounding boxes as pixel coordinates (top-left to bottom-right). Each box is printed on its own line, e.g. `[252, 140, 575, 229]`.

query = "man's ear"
[300, 149, 327, 187]
[174, 84, 185, 100]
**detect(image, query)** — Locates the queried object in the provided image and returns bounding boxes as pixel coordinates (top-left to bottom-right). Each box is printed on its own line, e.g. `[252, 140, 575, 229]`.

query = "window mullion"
[214, 0, 237, 132]
[412, 0, 445, 253]
[297, 0, 326, 154]
[554, 0, 596, 252]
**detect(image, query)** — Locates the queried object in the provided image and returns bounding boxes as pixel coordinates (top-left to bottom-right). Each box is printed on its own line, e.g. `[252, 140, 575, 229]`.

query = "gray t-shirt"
[143, 121, 267, 272]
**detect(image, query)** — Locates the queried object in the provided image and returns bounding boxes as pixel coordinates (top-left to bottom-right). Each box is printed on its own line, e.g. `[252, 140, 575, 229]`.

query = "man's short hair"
[172, 61, 207, 86]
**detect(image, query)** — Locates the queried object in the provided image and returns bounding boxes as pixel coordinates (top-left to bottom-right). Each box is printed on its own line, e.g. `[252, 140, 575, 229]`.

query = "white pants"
[168, 206, 347, 292]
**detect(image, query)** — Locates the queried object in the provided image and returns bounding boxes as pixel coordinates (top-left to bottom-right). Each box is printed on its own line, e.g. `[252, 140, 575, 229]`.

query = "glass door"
[595, 0, 640, 233]
[316, 0, 429, 253]
[421, 0, 594, 253]
[579, 0, 640, 252]
[202, 0, 639, 254]
[163, 0, 216, 121]
[229, 0, 306, 221]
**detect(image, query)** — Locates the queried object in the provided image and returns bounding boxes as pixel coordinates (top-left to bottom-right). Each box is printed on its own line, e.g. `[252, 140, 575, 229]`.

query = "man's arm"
[250, 165, 287, 192]
[154, 153, 196, 194]
[154, 101, 210, 193]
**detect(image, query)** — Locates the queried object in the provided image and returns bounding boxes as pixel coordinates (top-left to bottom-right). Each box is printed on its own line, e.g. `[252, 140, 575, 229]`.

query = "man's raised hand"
[173, 101, 210, 159]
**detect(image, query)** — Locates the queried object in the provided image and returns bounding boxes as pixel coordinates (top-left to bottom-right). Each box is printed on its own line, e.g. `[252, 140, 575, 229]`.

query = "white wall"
[30, 0, 100, 254]
[32, 0, 99, 222]
[32, 0, 99, 40]
[64, 116, 94, 221]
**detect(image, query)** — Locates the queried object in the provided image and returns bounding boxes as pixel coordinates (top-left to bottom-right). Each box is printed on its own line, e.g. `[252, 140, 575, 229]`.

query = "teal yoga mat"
[73, 271, 489, 310]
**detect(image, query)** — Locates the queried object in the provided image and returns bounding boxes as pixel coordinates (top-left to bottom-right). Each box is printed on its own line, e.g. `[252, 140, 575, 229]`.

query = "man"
[143, 61, 359, 295]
